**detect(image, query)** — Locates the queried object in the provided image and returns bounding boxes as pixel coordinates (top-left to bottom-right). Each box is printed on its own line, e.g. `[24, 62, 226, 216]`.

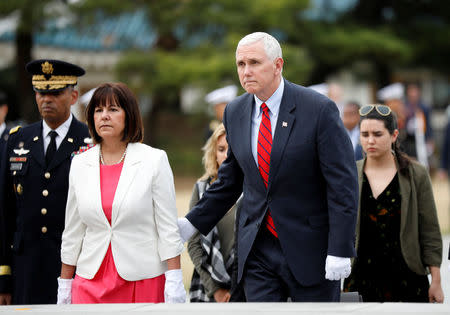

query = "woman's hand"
[428, 266, 444, 303]
[57, 277, 73, 304]
[428, 281, 444, 303]
[164, 269, 186, 303]
[214, 288, 231, 302]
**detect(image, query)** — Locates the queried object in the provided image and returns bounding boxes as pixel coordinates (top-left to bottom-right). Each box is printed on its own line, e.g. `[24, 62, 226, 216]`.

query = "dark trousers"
[243, 227, 340, 302]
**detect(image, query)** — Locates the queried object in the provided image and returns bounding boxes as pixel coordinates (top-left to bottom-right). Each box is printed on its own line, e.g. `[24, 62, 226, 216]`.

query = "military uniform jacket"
[0, 117, 89, 304]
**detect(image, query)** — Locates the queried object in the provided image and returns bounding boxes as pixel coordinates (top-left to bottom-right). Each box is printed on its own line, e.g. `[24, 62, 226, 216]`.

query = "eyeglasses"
[359, 104, 392, 116]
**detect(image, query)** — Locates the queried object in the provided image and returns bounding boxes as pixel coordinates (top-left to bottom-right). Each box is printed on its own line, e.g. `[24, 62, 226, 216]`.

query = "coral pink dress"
[71, 162, 165, 304]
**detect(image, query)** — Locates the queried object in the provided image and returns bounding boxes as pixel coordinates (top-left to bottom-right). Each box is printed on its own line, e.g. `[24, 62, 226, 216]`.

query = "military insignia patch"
[10, 157, 27, 162]
[9, 126, 21, 135]
[41, 61, 54, 74]
[71, 144, 95, 158]
[13, 148, 30, 156]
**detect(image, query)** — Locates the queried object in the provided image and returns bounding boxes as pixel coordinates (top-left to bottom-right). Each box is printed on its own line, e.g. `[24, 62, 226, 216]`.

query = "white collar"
[42, 114, 73, 139]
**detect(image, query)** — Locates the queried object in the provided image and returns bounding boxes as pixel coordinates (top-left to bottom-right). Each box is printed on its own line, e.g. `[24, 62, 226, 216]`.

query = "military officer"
[0, 59, 90, 305]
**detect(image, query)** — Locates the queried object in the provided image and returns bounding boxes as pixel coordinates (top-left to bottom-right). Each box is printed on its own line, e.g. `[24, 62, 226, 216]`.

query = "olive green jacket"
[355, 158, 442, 275]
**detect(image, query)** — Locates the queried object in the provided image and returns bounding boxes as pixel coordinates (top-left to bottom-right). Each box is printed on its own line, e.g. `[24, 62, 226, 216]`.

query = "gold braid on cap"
[32, 75, 78, 90]
[0, 265, 11, 276]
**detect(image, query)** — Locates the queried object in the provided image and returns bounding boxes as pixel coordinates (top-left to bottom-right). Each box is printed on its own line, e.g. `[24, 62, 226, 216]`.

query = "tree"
[70, 0, 314, 144]
[0, 1, 59, 122]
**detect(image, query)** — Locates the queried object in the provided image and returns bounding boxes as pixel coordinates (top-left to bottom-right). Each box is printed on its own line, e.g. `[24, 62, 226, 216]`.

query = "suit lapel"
[238, 95, 263, 188]
[30, 123, 45, 168]
[398, 160, 410, 239]
[268, 81, 296, 191]
[84, 145, 109, 226]
[111, 143, 141, 226]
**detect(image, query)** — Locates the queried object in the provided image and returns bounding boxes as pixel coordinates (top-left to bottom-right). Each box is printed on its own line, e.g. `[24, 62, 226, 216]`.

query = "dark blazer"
[355, 158, 442, 275]
[0, 117, 89, 304]
[187, 79, 358, 286]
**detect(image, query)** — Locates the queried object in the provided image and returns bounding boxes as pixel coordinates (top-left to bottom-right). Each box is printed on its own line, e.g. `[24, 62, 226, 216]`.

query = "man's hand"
[0, 293, 11, 305]
[325, 255, 351, 281]
[214, 288, 231, 302]
[177, 218, 197, 243]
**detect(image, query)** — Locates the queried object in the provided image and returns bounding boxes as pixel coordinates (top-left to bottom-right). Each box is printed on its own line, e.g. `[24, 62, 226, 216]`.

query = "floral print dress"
[344, 172, 429, 302]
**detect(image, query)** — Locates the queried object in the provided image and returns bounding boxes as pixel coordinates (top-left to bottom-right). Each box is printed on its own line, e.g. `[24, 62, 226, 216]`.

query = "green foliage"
[309, 25, 412, 66]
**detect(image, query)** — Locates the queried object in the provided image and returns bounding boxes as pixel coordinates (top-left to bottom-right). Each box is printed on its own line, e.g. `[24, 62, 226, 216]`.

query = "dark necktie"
[257, 103, 277, 237]
[45, 130, 58, 166]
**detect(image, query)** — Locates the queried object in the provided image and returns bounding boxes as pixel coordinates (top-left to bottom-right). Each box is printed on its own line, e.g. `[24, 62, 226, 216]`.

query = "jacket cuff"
[0, 275, 12, 294]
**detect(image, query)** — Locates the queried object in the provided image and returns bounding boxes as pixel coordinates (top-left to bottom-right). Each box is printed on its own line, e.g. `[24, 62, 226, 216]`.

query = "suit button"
[267, 197, 272, 203]
[41, 208, 47, 215]
[13, 171, 16, 176]
[41, 226, 47, 233]
[42, 190, 48, 197]
[44, 172, 51, 179]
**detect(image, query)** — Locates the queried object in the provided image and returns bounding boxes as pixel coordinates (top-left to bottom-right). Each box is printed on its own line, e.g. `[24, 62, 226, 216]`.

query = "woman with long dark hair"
[344, 104, 443, 303]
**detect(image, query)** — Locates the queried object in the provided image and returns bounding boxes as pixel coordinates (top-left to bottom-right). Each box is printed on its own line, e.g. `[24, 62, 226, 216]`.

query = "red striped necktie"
[257, 103, 277, 237]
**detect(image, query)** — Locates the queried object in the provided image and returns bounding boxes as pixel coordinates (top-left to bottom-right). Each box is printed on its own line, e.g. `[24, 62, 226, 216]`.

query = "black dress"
[344, 172, 429, 302]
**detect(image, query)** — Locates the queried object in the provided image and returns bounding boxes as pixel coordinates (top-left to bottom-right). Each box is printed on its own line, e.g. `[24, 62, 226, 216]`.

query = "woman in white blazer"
[57, 83, 185, 304]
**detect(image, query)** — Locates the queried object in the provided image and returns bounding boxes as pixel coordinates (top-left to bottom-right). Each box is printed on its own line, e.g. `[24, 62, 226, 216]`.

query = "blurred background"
[1, 0, 449, 293]
[0, 0, 449, 175]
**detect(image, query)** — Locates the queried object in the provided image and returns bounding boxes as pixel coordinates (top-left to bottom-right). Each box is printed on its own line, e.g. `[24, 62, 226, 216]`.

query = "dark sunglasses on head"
[359, 104, 392, 116]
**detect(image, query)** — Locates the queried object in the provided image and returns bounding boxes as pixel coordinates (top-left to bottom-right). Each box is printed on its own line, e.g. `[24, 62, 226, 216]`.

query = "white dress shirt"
[42, 114, 73, 152]
[347, 126, 360, 151]
[0, 122, 6, 136]
[251, 78, 284, 165]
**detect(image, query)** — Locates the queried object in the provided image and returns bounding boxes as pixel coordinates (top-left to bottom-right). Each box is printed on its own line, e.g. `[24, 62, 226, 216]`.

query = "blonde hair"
[199, 123, 226, 183]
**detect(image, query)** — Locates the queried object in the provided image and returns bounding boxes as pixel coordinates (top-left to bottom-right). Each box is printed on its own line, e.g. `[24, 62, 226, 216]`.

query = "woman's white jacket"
[61, 142, 184, 281]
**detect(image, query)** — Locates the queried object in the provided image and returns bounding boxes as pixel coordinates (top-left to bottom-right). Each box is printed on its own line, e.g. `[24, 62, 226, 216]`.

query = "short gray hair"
[237, 32, 282, 61]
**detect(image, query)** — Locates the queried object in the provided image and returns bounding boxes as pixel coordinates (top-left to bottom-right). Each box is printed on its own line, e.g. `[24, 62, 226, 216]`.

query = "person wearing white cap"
[377, 83, 429, 168]
[204, 85, 238, 140]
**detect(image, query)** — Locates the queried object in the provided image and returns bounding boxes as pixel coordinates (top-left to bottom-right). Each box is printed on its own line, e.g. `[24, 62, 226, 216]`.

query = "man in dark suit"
[0, 59, 90, 304]
[179, 32, 358, 302]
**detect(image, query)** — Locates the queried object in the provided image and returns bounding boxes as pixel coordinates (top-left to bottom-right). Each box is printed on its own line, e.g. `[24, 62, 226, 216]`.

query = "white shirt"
[42, 114, 73, 153]
[0, 122, 6, 136]
[251, 78, 284, 165]
[347, 126, 360, 151]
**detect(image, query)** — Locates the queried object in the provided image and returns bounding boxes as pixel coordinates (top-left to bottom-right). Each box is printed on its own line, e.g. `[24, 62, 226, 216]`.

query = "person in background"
[404, 82, 434, 160]
[188, 123, 244, 302]
[438, 106, 450, 181]
[0, 91, 10, 156]
[179, 32, 357, 302]
[342, 101, 363, 160]
[344, 104, 443, 302]
[204, 85, 238, 140]
[328, 82, 344, 116]
[0, 59, 89, 305]
[57, 83, 185, 304]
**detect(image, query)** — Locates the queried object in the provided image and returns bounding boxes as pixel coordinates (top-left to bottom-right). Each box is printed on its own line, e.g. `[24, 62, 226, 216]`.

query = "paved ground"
[174, 176, 450, 302]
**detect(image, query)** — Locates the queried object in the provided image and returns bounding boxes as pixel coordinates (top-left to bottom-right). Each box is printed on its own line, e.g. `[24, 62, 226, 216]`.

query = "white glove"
[164, 269, 186, 303]
[177, 217, 197, 243]
[56, 277, 73, 304]
[325, 255, 351, 281]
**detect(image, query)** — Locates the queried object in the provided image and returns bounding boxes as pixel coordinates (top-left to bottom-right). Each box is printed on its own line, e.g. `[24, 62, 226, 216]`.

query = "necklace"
[100, 145, 127, 165]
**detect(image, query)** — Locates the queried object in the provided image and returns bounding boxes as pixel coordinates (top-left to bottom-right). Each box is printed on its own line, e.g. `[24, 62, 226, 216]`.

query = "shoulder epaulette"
[9, 126, 21, 135]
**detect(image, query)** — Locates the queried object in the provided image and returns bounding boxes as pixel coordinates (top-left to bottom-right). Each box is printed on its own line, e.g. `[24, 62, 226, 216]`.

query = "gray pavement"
[1, 302, 450, 314]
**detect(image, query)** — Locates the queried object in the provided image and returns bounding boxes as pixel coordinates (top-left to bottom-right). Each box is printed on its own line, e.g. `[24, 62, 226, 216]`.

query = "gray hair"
[237, 32, 282, 61]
